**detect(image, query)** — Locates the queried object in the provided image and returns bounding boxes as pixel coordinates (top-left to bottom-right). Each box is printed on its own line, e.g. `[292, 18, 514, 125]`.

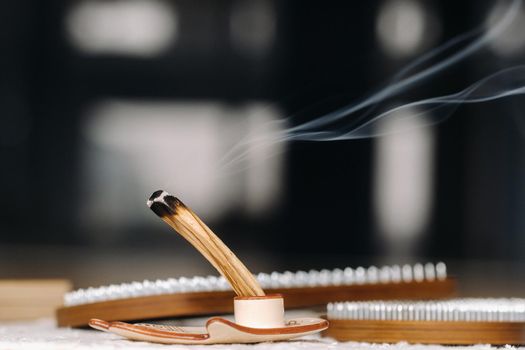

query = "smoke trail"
[292, 65, 525, 141]
[219, 0, 524, 171]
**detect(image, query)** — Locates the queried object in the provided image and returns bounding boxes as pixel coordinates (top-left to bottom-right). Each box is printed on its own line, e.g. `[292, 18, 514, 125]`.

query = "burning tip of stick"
[147, 190, 183, 217]
[147, 190, 168, 204]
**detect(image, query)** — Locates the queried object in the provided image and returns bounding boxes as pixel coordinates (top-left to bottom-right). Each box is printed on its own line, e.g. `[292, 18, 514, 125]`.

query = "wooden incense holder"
[90, 316, 328, 345]
[87, 190, 328, 344]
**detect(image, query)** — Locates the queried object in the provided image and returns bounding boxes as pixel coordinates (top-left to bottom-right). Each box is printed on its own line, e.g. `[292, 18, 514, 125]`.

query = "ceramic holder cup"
[233, 294, 285, 328]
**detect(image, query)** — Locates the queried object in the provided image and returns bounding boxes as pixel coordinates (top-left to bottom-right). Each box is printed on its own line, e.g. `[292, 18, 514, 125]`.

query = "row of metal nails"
[328, 298, 525, 322]
[64, 262, 446, 306]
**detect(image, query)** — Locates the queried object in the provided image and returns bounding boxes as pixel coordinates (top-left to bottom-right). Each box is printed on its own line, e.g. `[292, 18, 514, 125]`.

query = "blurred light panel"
[376, 0, 439, 58]
[373, 108, 435, 255]
[230, 0, 276, 56]
[66, 0, 177, 57]
[240, 106, 284, 215]
[486, 1, 525, 56]
[80, 101, 284, 240]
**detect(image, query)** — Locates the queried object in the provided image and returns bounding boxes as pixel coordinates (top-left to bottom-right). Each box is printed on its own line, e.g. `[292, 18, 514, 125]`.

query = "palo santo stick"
[147, 190, 265, 297]
[171, 211, 258, 296]
[182, 206, 263, 295]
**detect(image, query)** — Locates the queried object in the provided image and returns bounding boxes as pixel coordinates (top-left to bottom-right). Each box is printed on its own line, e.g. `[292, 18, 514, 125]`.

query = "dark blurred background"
[1, 0, 524, 295]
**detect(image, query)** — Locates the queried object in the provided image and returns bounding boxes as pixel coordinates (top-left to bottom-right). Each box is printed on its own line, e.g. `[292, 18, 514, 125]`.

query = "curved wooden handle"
[147, 190, 265, 297]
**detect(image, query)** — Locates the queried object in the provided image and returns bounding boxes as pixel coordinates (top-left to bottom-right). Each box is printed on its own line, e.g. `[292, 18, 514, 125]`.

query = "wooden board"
[0, 279, 71, 321]
[324, 319, 525, 345]
[57, 278, 455, 327]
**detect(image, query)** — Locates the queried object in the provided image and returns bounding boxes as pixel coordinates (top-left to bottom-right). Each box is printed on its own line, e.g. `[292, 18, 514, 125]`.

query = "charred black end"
[147, 190, 184, 217]
[149, 201, 174, 218]
[164, 194, 185, 211]
[148, 190, 165, 202]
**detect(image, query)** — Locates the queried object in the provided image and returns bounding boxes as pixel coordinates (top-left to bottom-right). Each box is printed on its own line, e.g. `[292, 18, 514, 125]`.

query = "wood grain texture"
[0, 279, 71, 302]
[57, 278, 455, 327]
[324, 319, 525, 345]
[1, 279, 71, 320]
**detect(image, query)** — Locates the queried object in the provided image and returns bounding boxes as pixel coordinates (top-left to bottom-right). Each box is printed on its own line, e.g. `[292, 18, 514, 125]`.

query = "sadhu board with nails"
[56, 191, 455, 328]
[324, 299, 525, 345]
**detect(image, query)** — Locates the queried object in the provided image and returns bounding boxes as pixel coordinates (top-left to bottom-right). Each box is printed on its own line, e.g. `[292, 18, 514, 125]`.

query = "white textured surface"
[328, 298, 525, 322]
[0, 318, 519, 350]
[64, 262, 447, 306]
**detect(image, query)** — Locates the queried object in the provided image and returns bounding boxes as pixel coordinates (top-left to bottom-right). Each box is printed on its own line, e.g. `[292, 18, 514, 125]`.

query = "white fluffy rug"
[0, 319, 516, 350]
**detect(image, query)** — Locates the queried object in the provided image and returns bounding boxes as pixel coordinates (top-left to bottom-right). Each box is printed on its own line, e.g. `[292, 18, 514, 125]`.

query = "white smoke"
[220, 0, 524, 172]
